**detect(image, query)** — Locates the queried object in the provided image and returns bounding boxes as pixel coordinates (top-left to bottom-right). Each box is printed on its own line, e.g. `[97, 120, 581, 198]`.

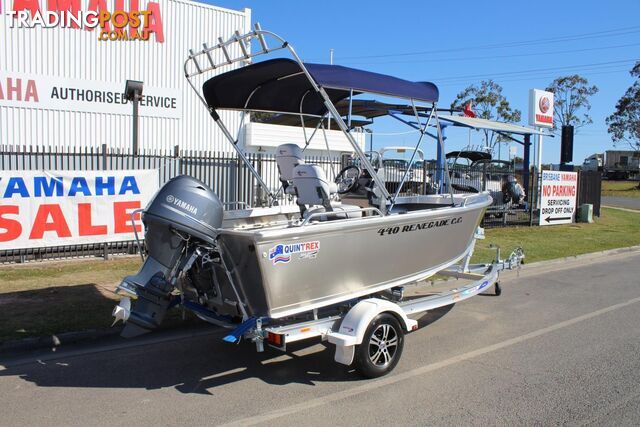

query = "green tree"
[451, 80, 522, 152]
[607, 62, 640, 188]
[545, 75, 599, 133]
[606, 62, 640, 153]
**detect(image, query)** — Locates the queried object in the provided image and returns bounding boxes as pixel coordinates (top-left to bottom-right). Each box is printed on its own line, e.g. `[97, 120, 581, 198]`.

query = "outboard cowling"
[116, 175, 223, 337]
[502, 175, 526, 205]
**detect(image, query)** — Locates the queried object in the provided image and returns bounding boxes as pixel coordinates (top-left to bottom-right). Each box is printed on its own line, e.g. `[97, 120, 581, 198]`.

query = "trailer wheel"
[354, 313, 404, 378]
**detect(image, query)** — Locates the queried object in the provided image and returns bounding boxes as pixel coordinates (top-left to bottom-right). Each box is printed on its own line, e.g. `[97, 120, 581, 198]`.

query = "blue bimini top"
[202, 58, 439, 116]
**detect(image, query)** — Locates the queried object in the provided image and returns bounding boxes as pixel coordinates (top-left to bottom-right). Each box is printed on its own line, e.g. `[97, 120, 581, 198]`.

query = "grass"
[0, 257, 141, 294]
[0, 256, 201, 342]
[1, 207, 639, 342]
[472, 207, 640, 264]
[0, 258, 143, 342]
[601, 180, 640, 199]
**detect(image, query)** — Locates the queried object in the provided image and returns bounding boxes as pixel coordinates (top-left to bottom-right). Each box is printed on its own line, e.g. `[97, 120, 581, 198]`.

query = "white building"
[0, 0, 361, 155]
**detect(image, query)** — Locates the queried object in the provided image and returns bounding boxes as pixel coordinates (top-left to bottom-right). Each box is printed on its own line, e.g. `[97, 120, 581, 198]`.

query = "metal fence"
[0, 145, 600, 263]
[368, 160, 539, 227]
[577, 171, 602, 217]
[0, 145, 341, 263]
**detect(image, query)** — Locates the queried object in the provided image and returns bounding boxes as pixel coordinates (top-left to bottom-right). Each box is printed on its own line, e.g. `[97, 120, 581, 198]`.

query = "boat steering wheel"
[335, 165, 361, 194]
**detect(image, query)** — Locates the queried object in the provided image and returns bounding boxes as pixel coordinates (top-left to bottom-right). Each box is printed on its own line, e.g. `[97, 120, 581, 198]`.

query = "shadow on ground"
[0, 284, 117, 342]
[0, 304, 456, 394]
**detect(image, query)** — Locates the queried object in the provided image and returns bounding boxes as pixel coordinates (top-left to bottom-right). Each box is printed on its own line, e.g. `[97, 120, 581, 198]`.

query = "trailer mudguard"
[327, 298, 418, 365]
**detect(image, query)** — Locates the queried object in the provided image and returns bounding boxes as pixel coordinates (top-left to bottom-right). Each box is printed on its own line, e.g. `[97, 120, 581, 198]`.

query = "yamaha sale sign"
[0, 169, 158, 250]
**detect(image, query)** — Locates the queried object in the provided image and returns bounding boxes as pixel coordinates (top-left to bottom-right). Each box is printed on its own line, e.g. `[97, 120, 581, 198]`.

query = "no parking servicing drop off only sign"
[539, 171, 578, 226]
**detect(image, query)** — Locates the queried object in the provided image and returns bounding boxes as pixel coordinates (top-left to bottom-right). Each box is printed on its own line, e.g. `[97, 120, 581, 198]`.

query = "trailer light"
[267, 332, 282, 345]
[412, 325, 418, 331]
[300, 327, 311, 333]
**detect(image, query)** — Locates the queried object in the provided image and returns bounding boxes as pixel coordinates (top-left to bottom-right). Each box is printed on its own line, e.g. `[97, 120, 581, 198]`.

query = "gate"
[577, 171, 602, 217]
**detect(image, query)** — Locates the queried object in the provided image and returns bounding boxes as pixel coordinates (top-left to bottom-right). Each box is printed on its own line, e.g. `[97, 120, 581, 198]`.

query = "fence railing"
[0, 145, 342, 263]
[0, 145, 600, 263]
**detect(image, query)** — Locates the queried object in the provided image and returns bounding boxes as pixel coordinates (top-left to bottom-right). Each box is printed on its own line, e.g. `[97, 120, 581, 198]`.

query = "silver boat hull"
[219, 192, 491, 318]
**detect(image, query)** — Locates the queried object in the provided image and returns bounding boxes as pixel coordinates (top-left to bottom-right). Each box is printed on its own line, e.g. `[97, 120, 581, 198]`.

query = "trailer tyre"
[354, 313, 404, 378]
[494, 282, 502, 296]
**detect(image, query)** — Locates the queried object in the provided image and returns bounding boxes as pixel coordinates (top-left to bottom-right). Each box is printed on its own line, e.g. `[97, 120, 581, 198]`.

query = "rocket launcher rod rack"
[185, 23, 288, 78]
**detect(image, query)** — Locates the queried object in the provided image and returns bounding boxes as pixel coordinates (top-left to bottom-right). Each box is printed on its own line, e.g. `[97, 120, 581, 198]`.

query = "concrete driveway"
[1, 250, 639, 426]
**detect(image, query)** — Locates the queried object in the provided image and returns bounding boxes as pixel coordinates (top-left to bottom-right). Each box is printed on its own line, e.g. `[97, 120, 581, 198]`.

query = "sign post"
[539, 170, 578, 226]
[528, 89, 554, 207]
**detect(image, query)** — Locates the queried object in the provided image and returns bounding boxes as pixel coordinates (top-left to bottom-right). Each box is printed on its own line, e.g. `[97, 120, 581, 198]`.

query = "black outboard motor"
[502, 174, 526, 205]
[116, 175, 223, 338]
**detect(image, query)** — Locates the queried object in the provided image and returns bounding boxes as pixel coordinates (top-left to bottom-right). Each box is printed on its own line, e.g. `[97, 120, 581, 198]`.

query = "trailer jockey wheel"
[354, 313, 404, 378]
[494, 282, 502, 296]
[335, 165, 361, 194]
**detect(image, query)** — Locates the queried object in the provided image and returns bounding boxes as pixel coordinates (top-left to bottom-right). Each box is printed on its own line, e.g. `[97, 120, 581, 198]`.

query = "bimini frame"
[183, 24, 455, 212]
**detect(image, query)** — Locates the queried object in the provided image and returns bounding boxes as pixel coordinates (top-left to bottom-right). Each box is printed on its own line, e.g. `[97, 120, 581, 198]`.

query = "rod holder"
[218, 37, 232, 63]
[235, 30, 250, 59]
[203, 43, 216, 68]
[255, 23, 269, 52]
[189, 49, 202, 73]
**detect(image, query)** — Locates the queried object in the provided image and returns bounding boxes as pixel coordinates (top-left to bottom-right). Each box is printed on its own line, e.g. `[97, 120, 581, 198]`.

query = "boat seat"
[275, 143, 304, 195]
[293, 164, 338, 205]
[293, 164, 361, 220]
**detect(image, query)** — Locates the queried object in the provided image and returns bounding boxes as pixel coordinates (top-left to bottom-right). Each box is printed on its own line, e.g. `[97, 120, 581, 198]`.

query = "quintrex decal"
[268, 241, 320, 265]
[377, 217, 462, 236]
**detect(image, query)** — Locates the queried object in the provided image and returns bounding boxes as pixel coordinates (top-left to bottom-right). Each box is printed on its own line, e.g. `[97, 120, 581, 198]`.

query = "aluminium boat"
[112, 27, 493, 339]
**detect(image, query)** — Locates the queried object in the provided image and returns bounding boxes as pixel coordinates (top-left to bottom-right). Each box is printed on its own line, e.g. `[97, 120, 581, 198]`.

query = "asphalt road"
[2, 250, 640, 426]
[602, 196, 640, 210]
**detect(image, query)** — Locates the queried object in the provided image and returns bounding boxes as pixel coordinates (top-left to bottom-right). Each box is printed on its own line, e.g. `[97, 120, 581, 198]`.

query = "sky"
[203, 0, 639, 164]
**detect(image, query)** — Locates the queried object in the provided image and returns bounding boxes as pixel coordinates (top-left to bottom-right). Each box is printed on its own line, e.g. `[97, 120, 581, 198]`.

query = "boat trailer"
[218, 233, 523, 377]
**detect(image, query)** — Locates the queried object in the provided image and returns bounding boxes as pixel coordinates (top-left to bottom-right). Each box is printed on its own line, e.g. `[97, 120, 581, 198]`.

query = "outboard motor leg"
[113, 175, 224, 338]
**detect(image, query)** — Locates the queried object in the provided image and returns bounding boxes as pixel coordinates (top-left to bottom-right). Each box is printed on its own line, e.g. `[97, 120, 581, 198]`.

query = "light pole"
[124, 80, 144, 155]
[365, 128, 373, 153]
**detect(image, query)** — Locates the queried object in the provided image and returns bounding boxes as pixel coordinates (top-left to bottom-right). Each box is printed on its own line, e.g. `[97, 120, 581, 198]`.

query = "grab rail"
[299, 207, 383, 227]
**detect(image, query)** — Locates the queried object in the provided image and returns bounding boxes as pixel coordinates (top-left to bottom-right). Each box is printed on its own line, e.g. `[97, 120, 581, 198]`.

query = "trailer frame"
[219, 237, 523, 377]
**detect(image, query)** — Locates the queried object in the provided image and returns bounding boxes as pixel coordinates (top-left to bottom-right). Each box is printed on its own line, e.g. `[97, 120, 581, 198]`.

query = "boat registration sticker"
[268, 241, 320, 265]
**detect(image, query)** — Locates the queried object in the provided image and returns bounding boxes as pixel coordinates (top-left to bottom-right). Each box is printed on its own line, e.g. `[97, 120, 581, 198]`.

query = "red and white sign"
[2, 0, 165, 43]
[539, 171, 577, 226]
[0, 72, 181, 119]
[0, 169, 158, 250]
[528, 89, 554, 128]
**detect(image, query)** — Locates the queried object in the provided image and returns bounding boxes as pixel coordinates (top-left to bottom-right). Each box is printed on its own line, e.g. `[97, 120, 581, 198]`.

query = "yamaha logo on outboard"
[165, 194, 198, 215]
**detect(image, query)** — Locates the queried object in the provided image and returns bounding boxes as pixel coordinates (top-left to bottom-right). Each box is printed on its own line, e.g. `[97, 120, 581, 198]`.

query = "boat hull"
[219, 192, 491, 318]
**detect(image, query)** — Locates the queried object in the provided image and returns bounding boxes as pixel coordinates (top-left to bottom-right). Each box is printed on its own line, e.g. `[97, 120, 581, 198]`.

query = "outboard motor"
[114, 175, 223, 338]
[502, 174, 526, 205]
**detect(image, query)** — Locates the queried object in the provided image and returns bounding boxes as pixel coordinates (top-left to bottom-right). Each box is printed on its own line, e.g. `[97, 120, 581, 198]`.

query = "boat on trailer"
[112, 25, 523, 377]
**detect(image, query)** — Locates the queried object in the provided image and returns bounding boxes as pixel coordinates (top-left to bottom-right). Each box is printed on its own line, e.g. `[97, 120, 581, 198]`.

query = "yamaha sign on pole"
[528, 89, 554, 209]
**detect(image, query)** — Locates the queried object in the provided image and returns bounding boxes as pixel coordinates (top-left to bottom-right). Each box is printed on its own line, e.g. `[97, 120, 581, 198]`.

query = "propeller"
[111, 297, 131, 327]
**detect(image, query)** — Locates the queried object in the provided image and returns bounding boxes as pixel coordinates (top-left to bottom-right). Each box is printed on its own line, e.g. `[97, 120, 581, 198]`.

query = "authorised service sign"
[539, 171, 578, 226]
